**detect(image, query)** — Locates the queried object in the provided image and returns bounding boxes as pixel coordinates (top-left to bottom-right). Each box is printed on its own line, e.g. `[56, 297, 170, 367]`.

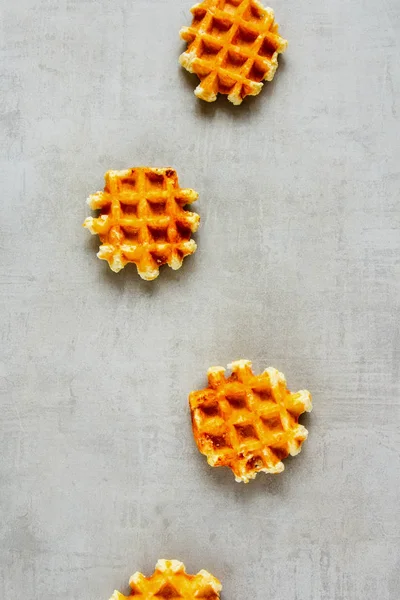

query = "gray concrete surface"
[1, 0, 400, 598]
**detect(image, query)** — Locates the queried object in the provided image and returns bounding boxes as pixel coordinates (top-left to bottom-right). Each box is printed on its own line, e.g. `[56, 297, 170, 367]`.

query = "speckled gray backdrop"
[1, 0, 399, 598]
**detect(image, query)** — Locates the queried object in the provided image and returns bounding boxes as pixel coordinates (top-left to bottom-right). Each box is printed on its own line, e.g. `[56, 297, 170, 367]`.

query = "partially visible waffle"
[83, 168, 200, 280]
[189, 360, 312, 482]
[180, 0, 287, 105]
[110, 559, 222, 600]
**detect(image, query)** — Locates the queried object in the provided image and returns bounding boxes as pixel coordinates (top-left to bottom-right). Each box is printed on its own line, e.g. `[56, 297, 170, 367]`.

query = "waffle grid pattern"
[189, 360, 312, 482]
[110, 559, 222, 600]
[180, 0, 287, 104]
[84, 168, 200, 280]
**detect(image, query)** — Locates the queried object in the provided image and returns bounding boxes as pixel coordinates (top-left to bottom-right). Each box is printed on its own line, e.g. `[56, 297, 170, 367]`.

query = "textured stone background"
[1, 1, 399, 598]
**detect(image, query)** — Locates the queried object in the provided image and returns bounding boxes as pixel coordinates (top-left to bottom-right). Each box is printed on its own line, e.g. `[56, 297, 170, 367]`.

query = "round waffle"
[189, 360, 312, 482]
[84, 168, 200, 280]
[110, 559, 221, 600]
[180, 0, 287, 105]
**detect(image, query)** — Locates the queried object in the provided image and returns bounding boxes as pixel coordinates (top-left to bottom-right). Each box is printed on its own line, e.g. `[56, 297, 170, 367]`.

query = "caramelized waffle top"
[189, 360, 312, 482]
[84, 168, 200, 280]
[180, 0, 287, 105]
[110, 559, 222, 600]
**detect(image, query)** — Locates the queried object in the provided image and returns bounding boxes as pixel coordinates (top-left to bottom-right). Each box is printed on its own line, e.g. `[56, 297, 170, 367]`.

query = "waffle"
[189, 360, 312, 482]
[83, 168, 200, 280]
[179, 0, 287, 105]
[110, 559, 222, 600]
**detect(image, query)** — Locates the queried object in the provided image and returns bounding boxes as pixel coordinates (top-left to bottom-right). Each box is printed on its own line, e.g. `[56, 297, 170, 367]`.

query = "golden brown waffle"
[110, 559, 222, 600]
[189, 360, 312, 482]
[180, 0, 287, 105]
[83, 168, 200, 280]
